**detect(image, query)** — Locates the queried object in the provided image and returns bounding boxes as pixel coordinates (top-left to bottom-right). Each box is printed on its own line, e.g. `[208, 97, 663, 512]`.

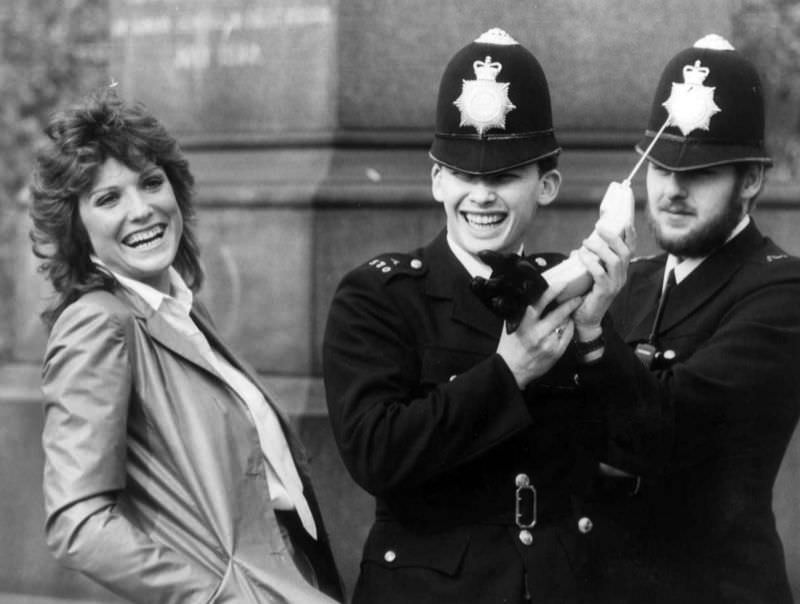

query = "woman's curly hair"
[30, 89, 204, 328]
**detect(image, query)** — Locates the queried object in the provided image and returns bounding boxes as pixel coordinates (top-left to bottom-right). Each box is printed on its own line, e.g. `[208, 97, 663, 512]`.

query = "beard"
[648, 193, 744, 258]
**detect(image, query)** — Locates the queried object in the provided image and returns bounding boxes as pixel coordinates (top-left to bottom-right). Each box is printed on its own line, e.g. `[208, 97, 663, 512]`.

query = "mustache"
[657, 201, 695, 214]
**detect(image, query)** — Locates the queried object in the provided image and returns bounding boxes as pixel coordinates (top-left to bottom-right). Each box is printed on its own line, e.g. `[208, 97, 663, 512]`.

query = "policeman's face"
[645, 162, 760, 258]
[431, 162, 560, 259]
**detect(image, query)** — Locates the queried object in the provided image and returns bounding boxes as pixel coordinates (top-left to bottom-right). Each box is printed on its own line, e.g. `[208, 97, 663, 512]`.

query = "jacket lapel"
[424, 232, 503, 339]
[658, 222, 763, 334]
[190, 306, 262, 389]
[191, 302, 311, 469]
[115, 285, 312, 474]
[115, 286, 221, 377]
[625, 258, 668, 342]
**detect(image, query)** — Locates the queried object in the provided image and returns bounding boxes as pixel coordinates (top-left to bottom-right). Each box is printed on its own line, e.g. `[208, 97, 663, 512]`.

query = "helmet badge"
[662, 60, 721, 136]
[453, 56, 517, 136]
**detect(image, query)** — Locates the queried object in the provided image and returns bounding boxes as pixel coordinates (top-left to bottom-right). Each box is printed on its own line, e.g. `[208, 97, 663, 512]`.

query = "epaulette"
[363, 253, 427, 281]
[524, 252, 566, 271]
[763, 253, 792, 264]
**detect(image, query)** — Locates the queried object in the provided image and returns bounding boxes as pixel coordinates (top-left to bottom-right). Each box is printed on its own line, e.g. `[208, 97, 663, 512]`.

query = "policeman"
[323, 28, 630, 604]
[574, 34, 800, 604]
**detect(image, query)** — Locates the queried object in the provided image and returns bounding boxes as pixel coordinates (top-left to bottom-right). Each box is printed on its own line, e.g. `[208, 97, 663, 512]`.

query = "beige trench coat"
[41, 287, 342, 604]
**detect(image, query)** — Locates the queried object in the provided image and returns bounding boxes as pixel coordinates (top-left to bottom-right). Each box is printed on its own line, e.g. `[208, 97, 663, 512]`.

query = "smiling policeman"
[573, 35, 800, 604]
[322, 28, 631, 604]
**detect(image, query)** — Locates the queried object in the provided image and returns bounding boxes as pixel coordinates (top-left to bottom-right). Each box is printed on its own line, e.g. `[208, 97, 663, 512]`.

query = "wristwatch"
[574, 332, 605, 358]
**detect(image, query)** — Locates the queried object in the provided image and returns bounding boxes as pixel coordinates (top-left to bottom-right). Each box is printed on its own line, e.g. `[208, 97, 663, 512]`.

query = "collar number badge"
[662, 60, 721, 135]
[454, 56, 516, 136]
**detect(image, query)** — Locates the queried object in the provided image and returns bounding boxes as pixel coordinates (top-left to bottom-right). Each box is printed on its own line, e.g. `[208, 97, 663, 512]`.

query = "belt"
[513, 473, 595, 544]
[375, 474, 575, 528]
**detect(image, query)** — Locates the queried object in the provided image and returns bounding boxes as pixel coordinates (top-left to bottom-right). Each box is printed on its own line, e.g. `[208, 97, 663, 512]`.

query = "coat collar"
[113, 284, 310, 467]
[113, 285, 219, 378]
[423, 231, 504, 338]
[627, 220, 764, 340]
[113, 284, 264, 395]
[659, 220, 763, 333]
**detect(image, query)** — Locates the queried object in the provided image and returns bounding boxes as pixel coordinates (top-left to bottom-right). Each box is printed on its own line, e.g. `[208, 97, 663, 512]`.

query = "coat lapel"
[114, 285, 313, 476]
[424, 232, 503, 339]
[658, 222, 763, 334]
[190, 301, 312, 469]
[191, 306, 264, 392]
[625, 258, 668, 342]
[115, 286, 221, 377]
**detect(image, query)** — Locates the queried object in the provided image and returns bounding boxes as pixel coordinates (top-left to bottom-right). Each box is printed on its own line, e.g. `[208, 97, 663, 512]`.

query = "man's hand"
[497, 284, 583, 388]
[572, 224, 635, 341]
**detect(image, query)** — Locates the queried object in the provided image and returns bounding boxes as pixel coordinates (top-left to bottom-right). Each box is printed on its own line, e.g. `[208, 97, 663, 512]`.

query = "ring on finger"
[554, 325, 565, 338]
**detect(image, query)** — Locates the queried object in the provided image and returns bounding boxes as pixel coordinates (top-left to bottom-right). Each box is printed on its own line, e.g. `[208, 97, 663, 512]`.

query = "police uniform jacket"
[42, 286, 343, 604]
[579, 220, 800, 604]
[323, 231, 602, 604]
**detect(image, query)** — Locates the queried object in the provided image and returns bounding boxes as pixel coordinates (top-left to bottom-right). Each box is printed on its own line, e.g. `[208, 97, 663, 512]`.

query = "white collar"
[446, 234, 524, 280]
[664, 214, 750, 287]
[90, 255, 193, 314]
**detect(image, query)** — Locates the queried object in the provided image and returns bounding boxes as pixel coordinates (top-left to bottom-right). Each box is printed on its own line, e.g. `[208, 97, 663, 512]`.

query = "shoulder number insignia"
[365, 254, 426, 279]
[766, 254, 789, 263]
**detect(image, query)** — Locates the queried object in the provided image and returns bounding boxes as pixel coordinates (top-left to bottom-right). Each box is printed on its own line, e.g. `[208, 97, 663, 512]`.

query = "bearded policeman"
[573, 34, 800, 604]
[323, 28, 631, 604]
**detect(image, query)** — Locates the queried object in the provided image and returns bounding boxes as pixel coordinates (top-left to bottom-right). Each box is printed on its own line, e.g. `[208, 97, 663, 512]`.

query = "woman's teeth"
[124, 225, 165, 249]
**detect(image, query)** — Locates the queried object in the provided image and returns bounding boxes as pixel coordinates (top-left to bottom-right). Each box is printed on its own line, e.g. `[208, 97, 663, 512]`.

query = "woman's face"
[79, 157, 183, 293]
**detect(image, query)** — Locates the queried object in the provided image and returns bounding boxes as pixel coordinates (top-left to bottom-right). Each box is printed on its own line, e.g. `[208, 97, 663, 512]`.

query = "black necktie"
[635, 269, 676, 368]
[647, 269, 676, 345]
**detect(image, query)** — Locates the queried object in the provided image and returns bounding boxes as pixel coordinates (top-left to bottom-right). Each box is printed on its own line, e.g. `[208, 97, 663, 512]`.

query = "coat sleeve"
[322, 268, 533, 496]
[578, 268, 800, 473]
[41, 296, 225, 604]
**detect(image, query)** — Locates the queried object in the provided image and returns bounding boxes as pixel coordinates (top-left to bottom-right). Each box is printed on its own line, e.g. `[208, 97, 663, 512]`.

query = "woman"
[30, 90, 343, 604]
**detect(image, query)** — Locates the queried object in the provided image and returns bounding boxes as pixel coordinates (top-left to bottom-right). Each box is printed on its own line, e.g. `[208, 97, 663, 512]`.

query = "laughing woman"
[30, 90, 343, 604]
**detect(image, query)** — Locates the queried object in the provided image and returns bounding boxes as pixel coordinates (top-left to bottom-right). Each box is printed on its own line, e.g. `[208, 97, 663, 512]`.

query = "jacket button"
[519, 529, 533, 545]
[410, 259, 423, 269]
[384, 550, 396, 563]
[578, 517, 593, 534]
[663, 349, 676, 360]
[515, 473, 530, 487]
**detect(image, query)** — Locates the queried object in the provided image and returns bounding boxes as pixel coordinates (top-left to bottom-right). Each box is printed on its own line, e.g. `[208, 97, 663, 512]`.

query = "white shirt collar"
[446, 234, 524, 280]
[664, 214, 750, 287]
[90, 255, 193, 314]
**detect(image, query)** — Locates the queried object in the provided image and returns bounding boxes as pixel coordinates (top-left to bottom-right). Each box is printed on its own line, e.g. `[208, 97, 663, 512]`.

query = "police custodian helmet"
[429, 28, 560, 175]
[637, 34, 772, 171]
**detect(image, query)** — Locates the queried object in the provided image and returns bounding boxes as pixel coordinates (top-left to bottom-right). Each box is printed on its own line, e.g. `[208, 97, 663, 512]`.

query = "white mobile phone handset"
[541, 181, 635, 301]
[538, 109, 678, 303]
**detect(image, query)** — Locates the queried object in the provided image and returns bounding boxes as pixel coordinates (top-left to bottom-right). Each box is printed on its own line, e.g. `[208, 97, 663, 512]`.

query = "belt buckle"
[514, 473, 537, 529]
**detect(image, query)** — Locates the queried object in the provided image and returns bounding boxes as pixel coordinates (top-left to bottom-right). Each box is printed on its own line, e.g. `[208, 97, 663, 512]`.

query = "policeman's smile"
[461, 211, 507, 229]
